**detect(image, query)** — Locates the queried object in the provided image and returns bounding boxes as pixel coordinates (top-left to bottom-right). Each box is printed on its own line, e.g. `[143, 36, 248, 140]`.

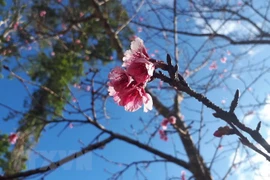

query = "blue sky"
[1, 0, 270, 179]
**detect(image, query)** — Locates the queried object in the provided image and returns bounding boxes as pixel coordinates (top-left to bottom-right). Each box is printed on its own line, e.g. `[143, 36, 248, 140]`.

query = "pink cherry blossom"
[13, 22, 19, 30]
[221, 99, 226, 104]
[220, 57, 227, 63]
[80, 12, 84, 17]
[209, 61, 217, 70]
[161, 116, 176, 130]
[218, 145, 223, 150]
[123, 37, 150, 65]
[181, 171, 186, 180]
[72, 97, 77, 103]
[51, 52, 55, 56]
[73, 83, 81, 89]
[159, 130, 168, 141]
[86, 85, 91, 91]
[108, 67, 134, 95]
[9, 133, 18, 144]
[75, 39, 81, 44]
[108, 37, 155, 112]
[183, 69, 190, 78]
[108, 67, 153, 112]
[6, 35, 11, 41]
[161, 118, 169, 130]
[169, 116, 176, 124]
[115, 86, 153, 112]
[40, 10, 47, 17]
[123, 37, 154, 83]
[69, 123, 74, 129]
[126, 58, 155, 83]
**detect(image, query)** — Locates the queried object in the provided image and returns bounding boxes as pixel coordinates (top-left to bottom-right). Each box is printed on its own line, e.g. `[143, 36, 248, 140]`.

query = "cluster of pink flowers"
[40, 10, 47, 17]
[108, 37, 154, 112]
[69, 123, 74, 129]
[9, 133, 18, 144]
[220, 57, 227, 63]
[13, 22, 19, 30]
[6, 35, 11, 42]
[183, 69, 190, 78]
[159, 129, 168, 141]
[75, 39, 81, 44]
[159, 116, 177, 141]
[161, 116, 176, 130]
[181, 171, 186, 180]
[209, 61, 217, 70]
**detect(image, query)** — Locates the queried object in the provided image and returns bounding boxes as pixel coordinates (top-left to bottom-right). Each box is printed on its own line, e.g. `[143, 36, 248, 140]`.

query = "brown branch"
[0, 136, 114, 180]
[154, 58, 270, 161]
[108, 132, 190, 170]
[147, 89, 212, 180]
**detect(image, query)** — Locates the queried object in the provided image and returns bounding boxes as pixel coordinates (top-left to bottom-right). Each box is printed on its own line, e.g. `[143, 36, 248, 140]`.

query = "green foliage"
[0, 0, 5, 6]
[28, 51, 83, 116]
[0, 0, 133, 175]
[0, 134, 10, 172]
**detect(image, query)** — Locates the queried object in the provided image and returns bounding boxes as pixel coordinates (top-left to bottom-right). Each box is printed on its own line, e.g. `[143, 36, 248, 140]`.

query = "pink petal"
[108, 67, 134, 92]
[169, 116, 176, 124]
[69, 123, 74, 128]
[209, 61, 218, 70]
[143, 93, 153, 112]
[123, 91, 144, 112]
[123, 37, 149, 67]
[9, 133, 18, 144]
[220, 57, 227, 63]
[181, 171, 186, 180]
[126, 58, 155, 83]
[40, 11, 47, 17]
